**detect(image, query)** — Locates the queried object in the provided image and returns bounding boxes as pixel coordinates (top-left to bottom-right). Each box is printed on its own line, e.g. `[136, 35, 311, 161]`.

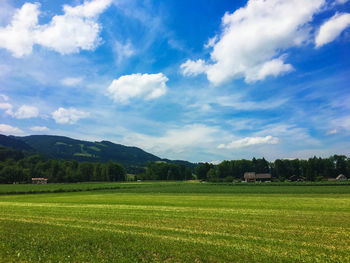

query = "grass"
[88, 146, 101, 151]
[0, 182, 127, 195]
[0, 182, 349, 262]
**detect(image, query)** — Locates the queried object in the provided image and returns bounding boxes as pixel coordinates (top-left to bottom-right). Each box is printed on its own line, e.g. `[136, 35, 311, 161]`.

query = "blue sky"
[0, 0, 350, 162]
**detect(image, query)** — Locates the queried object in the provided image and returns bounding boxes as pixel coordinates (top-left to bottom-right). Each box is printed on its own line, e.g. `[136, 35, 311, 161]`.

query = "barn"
[244, 172, 271, 182]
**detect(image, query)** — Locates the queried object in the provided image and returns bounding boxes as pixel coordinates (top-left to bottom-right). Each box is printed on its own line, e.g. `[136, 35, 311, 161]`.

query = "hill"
[0, 135, 33, 151]
[13, 135, 162, 166]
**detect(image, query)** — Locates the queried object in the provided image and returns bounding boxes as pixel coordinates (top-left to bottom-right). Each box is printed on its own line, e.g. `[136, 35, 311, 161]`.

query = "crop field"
[0, 182, 349, 262]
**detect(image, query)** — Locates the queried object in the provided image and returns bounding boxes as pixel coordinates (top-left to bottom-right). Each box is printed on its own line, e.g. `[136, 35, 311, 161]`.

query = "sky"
[0, 0, 350, 162]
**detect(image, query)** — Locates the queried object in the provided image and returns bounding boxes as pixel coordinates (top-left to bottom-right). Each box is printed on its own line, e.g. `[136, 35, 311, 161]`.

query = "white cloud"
[0, 102, 13, 115]
[0, 0, 111, 57]
[114, 40, 135, 63]
[247, 56, 294, 82]
[107, 73, 168, 104]
[12, 105, 39, 119]
[0, 3, 39, 57]
[216, 95, 288, 110]
[218, 136, 279, 149]
[61, 77, 83, 86]
[204, 36, 218, 49]
[326, 129, 337, 135]
[52, 107, 90, 124]
[315, 13, 350, 47]
[30, 126, 49, 132]
[0, 124, 24, 135]
[182, 0, 325, 85]
[0, 100, 39, 119]
[180, 59, 208, 77]
[0, 95, 13, 115]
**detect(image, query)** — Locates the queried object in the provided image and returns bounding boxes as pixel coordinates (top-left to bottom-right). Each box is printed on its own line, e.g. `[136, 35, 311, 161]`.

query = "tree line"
[196, 156, 350, 182]
[1, 146, 349, 183]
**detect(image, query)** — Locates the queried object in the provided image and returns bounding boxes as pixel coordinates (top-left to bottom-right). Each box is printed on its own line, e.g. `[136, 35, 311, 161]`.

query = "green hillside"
[14, 135, 161, 166]
[0, 135, 33, 151]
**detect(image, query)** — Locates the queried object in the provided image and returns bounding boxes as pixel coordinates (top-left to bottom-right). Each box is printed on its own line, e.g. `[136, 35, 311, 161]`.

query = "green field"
[0, 182, 349, 262]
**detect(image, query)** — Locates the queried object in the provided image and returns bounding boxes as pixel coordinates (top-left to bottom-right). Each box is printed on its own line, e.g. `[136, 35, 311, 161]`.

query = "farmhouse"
[336, 174, 347, 181]
[32, 178, 48, 184]
[244, 172, 271, 182]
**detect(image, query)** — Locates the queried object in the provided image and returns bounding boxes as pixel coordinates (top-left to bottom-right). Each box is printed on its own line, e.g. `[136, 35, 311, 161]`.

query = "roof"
[31, 178, 48, 180]
[244, 172, 271, 179]
[255, 173, 271, 179]
[336, 174, 347, 179]
[244, 172, 256, 179]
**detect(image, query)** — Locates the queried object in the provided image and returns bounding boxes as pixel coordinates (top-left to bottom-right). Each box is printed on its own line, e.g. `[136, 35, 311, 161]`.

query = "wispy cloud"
[30, 126, 49, 132]
[61, 77, 84, 87]
[218, 136, 279, 149]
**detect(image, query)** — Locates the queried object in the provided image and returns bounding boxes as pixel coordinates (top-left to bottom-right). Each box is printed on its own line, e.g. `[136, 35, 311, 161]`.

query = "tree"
[195, 163, 213, 180]
[107, 162, 125, 181]
[216, 161, 231, 179]
[206, 168, 217, 182]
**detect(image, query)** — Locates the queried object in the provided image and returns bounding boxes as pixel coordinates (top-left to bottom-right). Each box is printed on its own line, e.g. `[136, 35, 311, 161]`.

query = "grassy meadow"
[0, 182, 349, 262]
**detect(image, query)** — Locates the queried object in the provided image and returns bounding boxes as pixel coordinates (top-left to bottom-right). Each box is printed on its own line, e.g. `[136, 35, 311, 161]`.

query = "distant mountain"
[14, 135, 162, 166]
[0, 134, 33, 151]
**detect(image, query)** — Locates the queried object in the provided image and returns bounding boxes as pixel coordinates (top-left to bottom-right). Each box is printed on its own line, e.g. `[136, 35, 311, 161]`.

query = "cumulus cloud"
[315, 13, 350, 47]
[218, 136, 280, 149]
[107, 73, 168, 104]
[182, 0, 325, 85]
[61, 77, 83, 86]
[30, 126, 49, 132]
[248, 56, 294, 82]
[0, 3, 39, 57]
[0, 124, 24, 135]
[180, 59, 208, 76]
[12, 105, 39, 119]
[0, 98, 39, 119]
[0, 0, 111, 57]
[52, 107, 89, 124]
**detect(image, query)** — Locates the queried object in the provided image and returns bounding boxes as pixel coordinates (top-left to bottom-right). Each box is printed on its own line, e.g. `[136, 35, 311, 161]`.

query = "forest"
[0, 146, 349, 183]
[0, 147, 126, 184]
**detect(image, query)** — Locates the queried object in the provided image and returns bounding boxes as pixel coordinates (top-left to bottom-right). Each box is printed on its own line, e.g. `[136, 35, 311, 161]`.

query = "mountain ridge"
[0, 134, 194, 168]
